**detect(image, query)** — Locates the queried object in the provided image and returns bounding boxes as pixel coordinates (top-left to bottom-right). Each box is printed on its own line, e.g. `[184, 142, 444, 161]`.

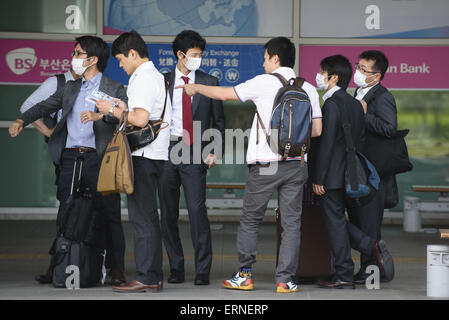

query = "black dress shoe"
[317, 279, 355, 289]
[353, 273, 369, 285]
[194, 278, 210, 285]
[35, 274, 52, 284]
[373, 240, 395, 282]
[168, 274, 185, 284]
[111, 269, 127, 286]
[194, 275, 210, 285]
[35, 267, 53, 284]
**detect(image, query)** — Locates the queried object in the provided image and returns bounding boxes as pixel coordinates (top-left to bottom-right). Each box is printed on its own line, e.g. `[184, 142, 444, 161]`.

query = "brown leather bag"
[97, 111, 134, 196]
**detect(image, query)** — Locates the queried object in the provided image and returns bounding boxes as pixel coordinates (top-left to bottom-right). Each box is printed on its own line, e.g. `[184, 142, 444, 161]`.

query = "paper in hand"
[86, 88, 118, 106]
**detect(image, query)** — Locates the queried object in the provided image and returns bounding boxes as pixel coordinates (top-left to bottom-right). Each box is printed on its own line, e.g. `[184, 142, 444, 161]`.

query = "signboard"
[299, 46, 449, 90]
[300, 0, 449, 38]
[103, 0, 292, 37]
[0, 39, 74, 84]
[0, 0, 96, 34]
[105, 43, 265, 87]
[0, 39, 265, 86]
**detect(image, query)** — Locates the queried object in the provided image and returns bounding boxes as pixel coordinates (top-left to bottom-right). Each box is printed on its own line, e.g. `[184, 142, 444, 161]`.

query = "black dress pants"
[319, 189, 375, 282]
[158, 144, 212, 279]
[57, 149, 125, 271]
[347, 176, 387, 273]
[127, 156, 164, 285]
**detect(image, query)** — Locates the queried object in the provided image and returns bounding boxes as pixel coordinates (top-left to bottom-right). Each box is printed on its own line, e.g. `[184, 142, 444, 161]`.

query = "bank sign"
[299, 46, 449, 90]
[0, 39, 264, 87]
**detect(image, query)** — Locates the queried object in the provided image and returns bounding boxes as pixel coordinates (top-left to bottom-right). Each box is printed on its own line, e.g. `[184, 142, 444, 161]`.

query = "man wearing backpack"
[178, 37, 322, 293]
[311, 55, 393, 289]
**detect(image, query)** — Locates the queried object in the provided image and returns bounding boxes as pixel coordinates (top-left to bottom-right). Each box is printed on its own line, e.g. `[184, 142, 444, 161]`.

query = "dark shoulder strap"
[271, 73, 288, 86]
[159, 80, 169, 121]
[56, 73, 65, 91]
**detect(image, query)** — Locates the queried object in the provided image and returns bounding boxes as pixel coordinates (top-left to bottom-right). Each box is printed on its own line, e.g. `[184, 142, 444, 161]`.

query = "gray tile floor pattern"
[0, 220, 448, 300]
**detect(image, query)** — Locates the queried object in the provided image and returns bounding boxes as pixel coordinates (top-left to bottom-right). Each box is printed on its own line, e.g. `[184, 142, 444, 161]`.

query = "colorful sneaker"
[223, 271, 254, 291]
[276, 281, 299, 293]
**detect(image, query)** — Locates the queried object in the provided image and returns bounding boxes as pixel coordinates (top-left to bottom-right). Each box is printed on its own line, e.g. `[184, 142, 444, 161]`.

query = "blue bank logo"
[225, 68, 239, 83]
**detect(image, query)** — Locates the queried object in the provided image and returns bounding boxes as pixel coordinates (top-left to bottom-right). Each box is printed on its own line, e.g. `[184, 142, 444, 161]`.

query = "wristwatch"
[108, 105, 116, 117]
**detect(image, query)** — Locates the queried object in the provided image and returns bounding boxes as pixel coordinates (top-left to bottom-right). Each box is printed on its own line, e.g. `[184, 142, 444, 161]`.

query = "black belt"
[65, 147, 96, 153]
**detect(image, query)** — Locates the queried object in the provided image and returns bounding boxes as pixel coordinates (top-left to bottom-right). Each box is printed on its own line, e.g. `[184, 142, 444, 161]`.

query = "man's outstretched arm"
[176, 83, 239, 101]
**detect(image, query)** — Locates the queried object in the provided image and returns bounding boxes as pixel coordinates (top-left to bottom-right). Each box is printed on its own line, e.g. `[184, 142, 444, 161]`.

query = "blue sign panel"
[104, 43, 265, 87]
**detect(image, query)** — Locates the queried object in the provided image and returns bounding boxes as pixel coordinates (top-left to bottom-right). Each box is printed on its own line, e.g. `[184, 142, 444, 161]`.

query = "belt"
[65, 147, 96, 153]
[170, 135, 183, 143]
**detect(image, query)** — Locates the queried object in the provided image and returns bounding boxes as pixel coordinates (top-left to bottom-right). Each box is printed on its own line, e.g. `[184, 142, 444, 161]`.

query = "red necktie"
[181, 76, 194, 145]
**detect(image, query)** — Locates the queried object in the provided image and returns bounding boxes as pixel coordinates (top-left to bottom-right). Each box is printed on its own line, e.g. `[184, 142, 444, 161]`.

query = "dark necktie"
[181, 76, 193, 145]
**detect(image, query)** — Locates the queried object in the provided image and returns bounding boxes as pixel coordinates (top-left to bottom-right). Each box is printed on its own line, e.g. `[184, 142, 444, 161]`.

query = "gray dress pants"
[237, 161, 308, 283]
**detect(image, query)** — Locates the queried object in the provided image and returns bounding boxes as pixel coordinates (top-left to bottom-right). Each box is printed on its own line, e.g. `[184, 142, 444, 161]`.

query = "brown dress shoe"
[113, 280, 162, 293]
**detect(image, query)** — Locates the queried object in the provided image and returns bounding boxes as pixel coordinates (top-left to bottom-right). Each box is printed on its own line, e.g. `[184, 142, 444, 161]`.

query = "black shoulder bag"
[125, 80, 169, 152]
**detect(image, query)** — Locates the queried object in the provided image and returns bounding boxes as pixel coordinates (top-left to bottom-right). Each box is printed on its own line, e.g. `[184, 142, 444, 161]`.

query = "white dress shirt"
[234, 67, 322, 164]
[322, 85, 341, 102]
[170, 67, 195, 137]
[355, 85, 375, 101]
[127, 61, 172, 160]
[20, 70, 74, 122]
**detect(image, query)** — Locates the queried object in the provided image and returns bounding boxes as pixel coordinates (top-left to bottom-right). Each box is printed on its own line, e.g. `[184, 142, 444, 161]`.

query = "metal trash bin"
[427, 245, 449, 298]
[403, 196, 421, 232]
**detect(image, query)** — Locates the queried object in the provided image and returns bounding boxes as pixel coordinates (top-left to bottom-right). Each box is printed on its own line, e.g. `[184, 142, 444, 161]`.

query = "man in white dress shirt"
[97, 30, 171, 293]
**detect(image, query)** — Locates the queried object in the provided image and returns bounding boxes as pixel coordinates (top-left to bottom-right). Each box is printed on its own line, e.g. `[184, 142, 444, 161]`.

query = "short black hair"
[320, 54, 352, 90]
[172, 30, 206, 58]
[264, 37, 295, 68]
[111, 30, 149, 59]
[75, 35, 110, 73]
[358, 50, 389, 80]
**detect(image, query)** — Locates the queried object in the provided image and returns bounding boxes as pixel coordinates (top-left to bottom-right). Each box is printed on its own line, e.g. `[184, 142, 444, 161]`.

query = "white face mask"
[315, 73, 329, 91]
[182, 52, 202, 71]
[354, 69, 376, 88]
[71, 57, 92, 76]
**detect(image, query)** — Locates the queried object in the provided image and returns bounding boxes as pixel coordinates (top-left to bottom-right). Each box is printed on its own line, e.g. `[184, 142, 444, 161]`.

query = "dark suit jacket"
[20, 74, 128, 165]
[164, 69, 225, 156]
[355, 83, 397, 158]
[312, 89, 365, 189]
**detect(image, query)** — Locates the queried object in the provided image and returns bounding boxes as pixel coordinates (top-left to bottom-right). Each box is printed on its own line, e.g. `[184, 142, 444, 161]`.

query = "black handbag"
[338, 96, 380, 207]
[383, 175, 399, 209]
[125, 81, 169, 152]
[364, 129, 413, 178]
[362, 85, 413, 178]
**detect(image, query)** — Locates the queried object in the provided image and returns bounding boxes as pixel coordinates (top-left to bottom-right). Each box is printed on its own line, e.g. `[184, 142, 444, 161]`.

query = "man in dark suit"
[9, 35, 127, 286]
[349, 50, 397, 284]
[158, 30, 225, 285]
[312, 55, 393, 289]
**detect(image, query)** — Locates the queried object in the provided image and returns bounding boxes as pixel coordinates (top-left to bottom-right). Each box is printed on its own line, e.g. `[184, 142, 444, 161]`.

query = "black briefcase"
[364, 129, 413, 178]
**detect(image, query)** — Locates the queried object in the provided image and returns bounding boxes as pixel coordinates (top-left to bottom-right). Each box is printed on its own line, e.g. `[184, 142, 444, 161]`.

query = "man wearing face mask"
[311, 55, 394, 289]
[158, 30, 225, 286]
[349, 50, 397, 284]
[9, 35, 128, 287]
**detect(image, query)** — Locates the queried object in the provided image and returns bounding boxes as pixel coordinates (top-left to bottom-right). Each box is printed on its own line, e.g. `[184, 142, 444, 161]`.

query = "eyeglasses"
[355, 63, 378, 74]
[72, 50, 88, 57]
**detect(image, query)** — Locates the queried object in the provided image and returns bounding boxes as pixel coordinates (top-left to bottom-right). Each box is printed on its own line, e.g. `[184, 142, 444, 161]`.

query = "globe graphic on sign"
[106, 0, 258, 36]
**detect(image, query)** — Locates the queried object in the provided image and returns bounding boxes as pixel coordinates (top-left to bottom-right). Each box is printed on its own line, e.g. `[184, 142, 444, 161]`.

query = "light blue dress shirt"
[65, 72, 102, 149]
